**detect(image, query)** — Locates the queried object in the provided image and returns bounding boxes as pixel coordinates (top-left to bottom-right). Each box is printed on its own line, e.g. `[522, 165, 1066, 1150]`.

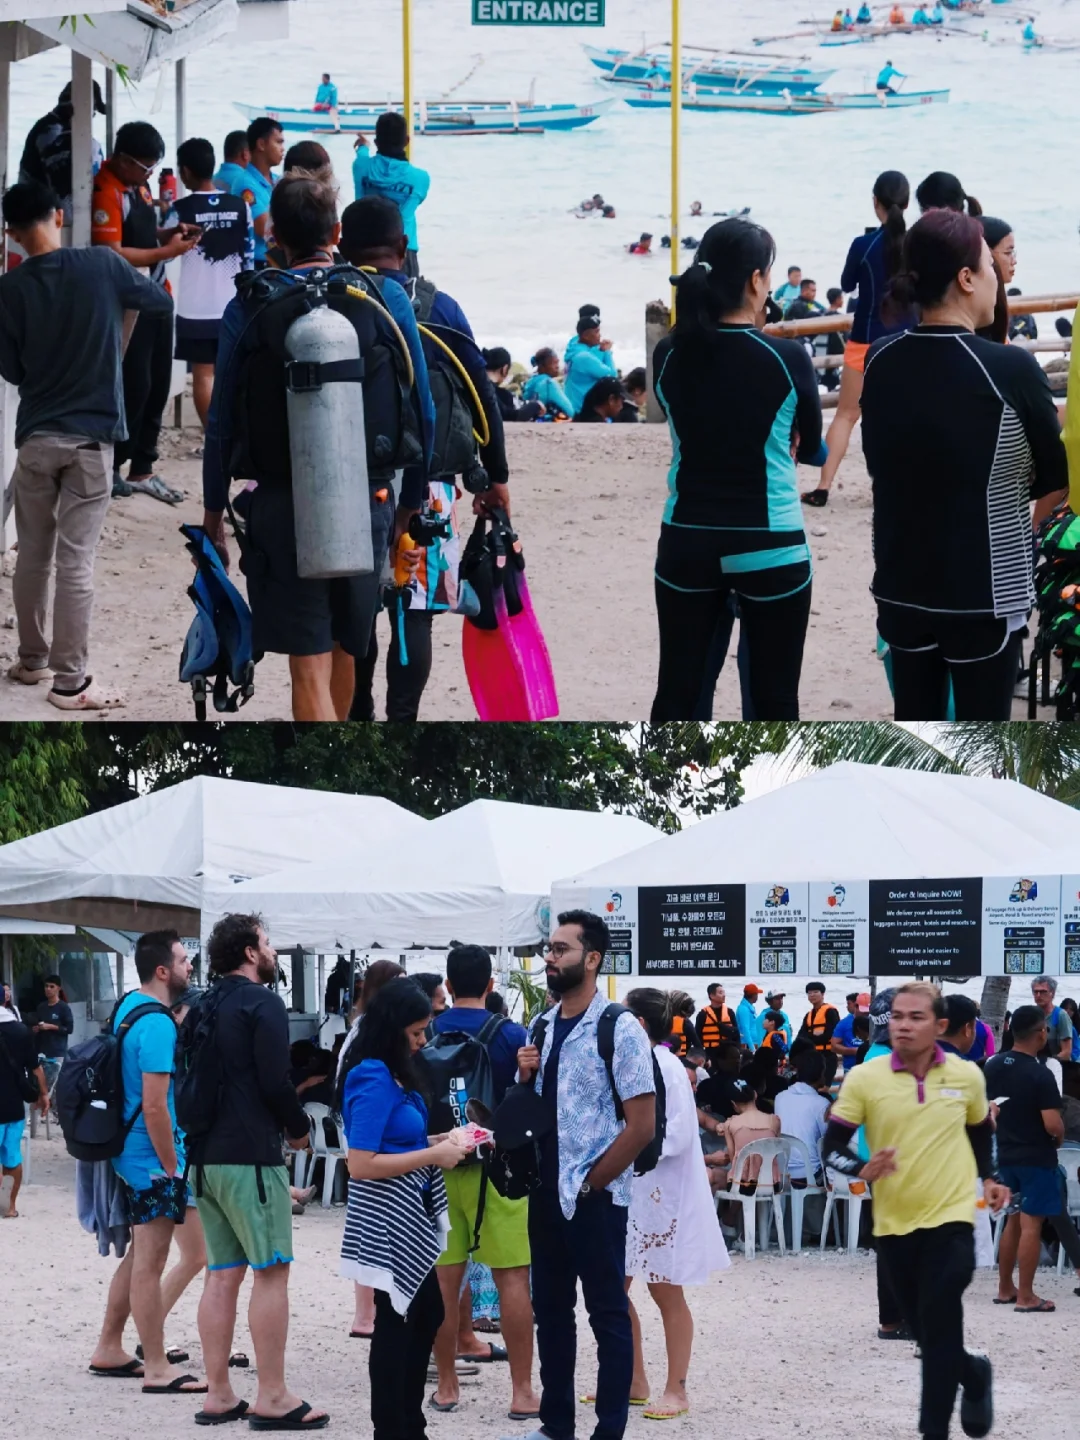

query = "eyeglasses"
[541, 942, 584, 960]
[116, 152, 155, 179]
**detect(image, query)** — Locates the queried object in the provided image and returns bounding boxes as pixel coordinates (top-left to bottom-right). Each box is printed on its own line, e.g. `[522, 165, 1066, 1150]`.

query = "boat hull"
[583, 43, 833, 90]
[625, 87, 949, 112]
[233, 99, 616, 134]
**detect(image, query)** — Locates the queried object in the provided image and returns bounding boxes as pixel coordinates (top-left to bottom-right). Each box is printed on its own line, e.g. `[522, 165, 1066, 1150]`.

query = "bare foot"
[89, 1347, 142, 1373]
[644, 1389, 689, 1419]
[201, 1386, 244, 1417]
[510, 1388, 541, 1415]
[3, 1208, 18, 1218]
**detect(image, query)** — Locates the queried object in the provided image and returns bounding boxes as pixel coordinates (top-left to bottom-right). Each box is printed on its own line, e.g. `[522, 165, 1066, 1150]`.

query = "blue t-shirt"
[343, 1058, 429, 1153]
[352, 148, 430, 251]
[315, 82, 338, 107]
[832, 1012, 859, 1070]
[111, 991, 184, 1192]
[214, 161, 248, 194]
[229, 163, 276, 262]
[430, 1006, 528, 1105]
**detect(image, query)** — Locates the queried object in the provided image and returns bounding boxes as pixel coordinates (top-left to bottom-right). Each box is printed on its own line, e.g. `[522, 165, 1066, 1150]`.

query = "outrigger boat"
[233, 96, 617, 136]
[583, 43, 834, 92]
[624, 85, 949, 113]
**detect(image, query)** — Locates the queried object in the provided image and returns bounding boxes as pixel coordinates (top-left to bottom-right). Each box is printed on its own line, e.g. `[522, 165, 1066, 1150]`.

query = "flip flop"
[428, 1394, 459, 1413]
[992, 1296, 1018, 1305]
[1015, 1300, 1056, 1312]
[195, 1401, 250, 1426]
[877, 1326, 913, 1338]
[508, 1410, 541, 1422]
[88, 1359, 144, 1378]
[228, 1352, 249, 1368]
[801, 488, 829, 508]
[128, 474, 184, 506]
[349, 1330, 373, 1340]
[136, 1345, 190, 1364]
[142, 1374, 208, 1394]
[459, 1342, 507, 1363]
[248, 1401, 329, 1431]
[643, 1406, 689, 1421]
[581, 1395, 649, 1406]
[6, 661, 53, 685]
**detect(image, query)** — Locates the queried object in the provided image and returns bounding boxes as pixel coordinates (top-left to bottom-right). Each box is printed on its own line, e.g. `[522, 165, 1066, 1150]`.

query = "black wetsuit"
[650, 324, 826, 720]
[862, 326, 1067, 719]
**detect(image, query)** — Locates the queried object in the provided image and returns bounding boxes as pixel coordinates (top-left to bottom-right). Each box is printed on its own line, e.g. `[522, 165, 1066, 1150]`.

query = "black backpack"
[410, 277, 483, 478]
[228, 264, 423, 490]
[174, 983, 240, 1143]
[56, 998, 170, 1161]
[417, 1013, 506, 1155]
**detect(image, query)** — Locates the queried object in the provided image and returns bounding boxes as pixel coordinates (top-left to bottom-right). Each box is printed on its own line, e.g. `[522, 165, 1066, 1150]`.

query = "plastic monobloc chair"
[726, 1139, 791, 1260]
[820, 1166, 870, 1254]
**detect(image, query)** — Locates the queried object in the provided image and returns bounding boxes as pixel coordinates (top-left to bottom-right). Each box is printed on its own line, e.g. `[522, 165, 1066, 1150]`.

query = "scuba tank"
[284, 302, 373, 580]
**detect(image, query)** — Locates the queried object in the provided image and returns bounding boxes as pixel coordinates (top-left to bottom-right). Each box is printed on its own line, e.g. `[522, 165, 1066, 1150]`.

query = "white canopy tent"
[228, 800, 660, 951]
[554, 764, 1080, 897]
[0, 775, 426, 935]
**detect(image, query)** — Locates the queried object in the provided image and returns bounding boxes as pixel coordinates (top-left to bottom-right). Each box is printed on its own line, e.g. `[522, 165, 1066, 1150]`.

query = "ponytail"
[872, 169, 910, 280]
[671, 216, 776, 350]
[915, 170, 980, 217]
[883, 208, 985, 323]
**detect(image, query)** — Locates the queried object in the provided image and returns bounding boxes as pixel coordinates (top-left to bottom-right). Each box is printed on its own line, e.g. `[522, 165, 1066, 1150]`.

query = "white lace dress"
[626, 1044, 730, 1285]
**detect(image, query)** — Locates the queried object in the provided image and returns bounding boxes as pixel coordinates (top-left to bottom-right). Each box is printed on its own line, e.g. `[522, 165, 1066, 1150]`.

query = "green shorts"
[438, 1164, 530, 1269]
[195, 1164, 294, 1271]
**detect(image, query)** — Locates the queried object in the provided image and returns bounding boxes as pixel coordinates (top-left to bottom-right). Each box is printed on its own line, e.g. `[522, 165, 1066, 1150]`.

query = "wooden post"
[105, 67, 116, 156]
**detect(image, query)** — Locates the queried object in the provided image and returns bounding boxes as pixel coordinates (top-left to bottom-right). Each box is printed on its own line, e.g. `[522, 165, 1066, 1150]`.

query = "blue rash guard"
[523, 372, 574, 417]
[563, 336, 618, 413]
[876, 63, 904, 89]
[352, 147, 430, 251]
[841, 226, 913, 345]
[315, 82, 338, 107]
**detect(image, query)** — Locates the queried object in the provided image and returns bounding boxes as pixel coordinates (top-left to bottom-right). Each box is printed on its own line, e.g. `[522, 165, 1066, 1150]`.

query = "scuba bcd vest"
[228, 264, 422, 490]
[409, 276, 486, 482]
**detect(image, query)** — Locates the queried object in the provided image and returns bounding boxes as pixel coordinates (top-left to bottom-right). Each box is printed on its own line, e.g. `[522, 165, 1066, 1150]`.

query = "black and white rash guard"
[861, 326, 1066, 619]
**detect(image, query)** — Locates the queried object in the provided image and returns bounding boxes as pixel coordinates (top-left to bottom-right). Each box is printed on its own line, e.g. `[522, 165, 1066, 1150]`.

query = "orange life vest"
[699, 1004, 734, 1049]
[804, 1004, 833, 1050]
[760, 1030, 785, 1050]
[670, 1013, 688, 1057]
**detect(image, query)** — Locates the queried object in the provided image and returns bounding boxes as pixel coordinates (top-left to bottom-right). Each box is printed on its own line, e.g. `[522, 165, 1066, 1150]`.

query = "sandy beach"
[2, 1131, 1073, 1440]
[0, 405, 1042, 723]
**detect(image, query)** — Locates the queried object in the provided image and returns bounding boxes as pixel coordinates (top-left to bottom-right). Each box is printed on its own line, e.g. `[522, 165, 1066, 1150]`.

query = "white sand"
[0, 407, 1041, 722]
[1, 1133, 1073, 1440]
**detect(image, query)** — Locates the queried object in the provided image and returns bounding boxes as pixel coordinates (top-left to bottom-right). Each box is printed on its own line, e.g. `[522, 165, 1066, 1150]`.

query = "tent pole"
[175, 58, 187, 177]
[1, 934, 12, 991]
[0, 56, 11, 555]
[105, 67, 116, 156]
[70, 53, 93, 247]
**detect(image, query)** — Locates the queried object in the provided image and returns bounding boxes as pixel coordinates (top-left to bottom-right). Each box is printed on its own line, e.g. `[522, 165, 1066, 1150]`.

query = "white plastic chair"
[778, 1134, 826, 1250]
[301, 1102, 349, 1207]
[725, 1139, 791, 1260]
[820, 1167, 871, 1254]
[1055, 1144, 1080, 1274]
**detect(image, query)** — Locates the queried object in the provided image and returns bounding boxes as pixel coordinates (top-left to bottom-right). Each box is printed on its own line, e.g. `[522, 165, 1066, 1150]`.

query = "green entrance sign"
[472, 0, 605, 24]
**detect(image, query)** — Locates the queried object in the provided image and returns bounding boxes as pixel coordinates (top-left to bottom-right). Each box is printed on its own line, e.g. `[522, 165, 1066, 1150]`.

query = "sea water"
[9, 0, 1079, 367]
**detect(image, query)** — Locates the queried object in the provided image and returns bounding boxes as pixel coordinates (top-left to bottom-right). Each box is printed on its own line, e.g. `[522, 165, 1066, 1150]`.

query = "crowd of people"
[5, 914, 1080, 1439]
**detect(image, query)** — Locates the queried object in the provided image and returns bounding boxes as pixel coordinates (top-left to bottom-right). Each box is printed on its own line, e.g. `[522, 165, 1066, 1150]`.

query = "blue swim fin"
[179, 524, 260, 719]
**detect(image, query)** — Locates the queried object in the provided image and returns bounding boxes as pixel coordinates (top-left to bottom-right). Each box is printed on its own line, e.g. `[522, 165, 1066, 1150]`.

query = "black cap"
[59, 79, 108, 115]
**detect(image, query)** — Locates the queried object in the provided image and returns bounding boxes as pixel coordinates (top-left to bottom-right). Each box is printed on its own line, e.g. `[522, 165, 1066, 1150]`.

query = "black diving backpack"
[410, 276, 483, 479]
[229, 264, 423, 489]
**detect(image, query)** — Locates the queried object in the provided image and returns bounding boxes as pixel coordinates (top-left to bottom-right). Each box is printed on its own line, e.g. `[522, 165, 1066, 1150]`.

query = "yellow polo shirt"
[831, 1048, 988, 1237]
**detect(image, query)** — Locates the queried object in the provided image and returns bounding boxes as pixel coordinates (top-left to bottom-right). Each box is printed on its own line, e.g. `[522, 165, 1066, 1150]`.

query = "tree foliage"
[0, 723, 88, 842]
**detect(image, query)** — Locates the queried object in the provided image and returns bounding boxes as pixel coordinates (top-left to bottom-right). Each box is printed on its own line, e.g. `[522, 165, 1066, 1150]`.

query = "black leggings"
[351, 607, 435, 722]
[370, 1267, 444, 1440]
[115, 310, 173, 477]
[890, 631, 1022, 721]
[653, 577, 811, 720]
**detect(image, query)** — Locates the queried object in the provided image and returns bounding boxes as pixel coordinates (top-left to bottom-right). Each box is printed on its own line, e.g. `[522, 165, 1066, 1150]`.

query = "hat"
[59, 79, 108, 116]
[743, 983, 762, 998]
[856, 991, 872, 1013]
[869, 987, 896, 1041]
[765, 991, 785, 1003]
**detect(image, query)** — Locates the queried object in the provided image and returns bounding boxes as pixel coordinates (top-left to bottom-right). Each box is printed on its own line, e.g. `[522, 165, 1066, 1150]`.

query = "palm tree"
[702, 722, 1080, 1035]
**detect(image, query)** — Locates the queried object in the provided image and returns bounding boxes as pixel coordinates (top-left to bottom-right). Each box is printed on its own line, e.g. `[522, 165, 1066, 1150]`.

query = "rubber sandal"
[460, 1342, 507, 1363]
[228, 1352, 249, 1368]
[142, 1373, 208, 1394]
[248, 1401, 329, 1431]
[643, 1406, 689, 1421]
[992, 1296, 1018, 1305]
[88, 1359, 144, 1378]
[508, 1410, 541, 1422]
[47, 680, 127, 711]
[112, 477, 134, 498]
[136, 1344, 190, 1364]
[349, 1330, 373, 1340]
[1015, 1300, 1056, 1312]
[581, 1395, 649, 1406]
[801, 488, 829, 507]
[877, 1326, 913, 1338]
[6, 661, 53, 685]
[429, 1394, 459, 1413]
[195, 1400, 250, 1426]
[128, 474, 184, 506]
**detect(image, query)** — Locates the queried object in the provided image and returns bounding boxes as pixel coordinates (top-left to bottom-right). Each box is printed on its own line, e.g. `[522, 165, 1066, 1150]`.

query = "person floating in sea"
[313, 73, 338, 111]
[889, 3, 906, 20]
[628, 232, 653, 255]
[876, 59, 905, 93]
[690, 199, 703, 217]
[857, 1, 873, 21]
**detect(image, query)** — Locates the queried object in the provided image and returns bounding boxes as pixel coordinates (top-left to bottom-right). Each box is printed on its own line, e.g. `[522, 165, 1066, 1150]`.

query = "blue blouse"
[343, 1058, 429, 1154]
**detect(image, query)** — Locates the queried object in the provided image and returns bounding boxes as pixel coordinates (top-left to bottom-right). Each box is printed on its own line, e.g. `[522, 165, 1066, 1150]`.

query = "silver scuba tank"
[284, 303, 373, 579]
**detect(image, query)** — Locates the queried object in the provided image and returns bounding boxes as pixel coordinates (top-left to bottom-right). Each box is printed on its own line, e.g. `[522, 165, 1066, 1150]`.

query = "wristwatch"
[578, 1180, 592, 1199]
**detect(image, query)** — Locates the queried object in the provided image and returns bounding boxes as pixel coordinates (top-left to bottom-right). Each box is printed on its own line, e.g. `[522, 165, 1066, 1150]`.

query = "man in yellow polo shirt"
[822, 982, 1010, 1440]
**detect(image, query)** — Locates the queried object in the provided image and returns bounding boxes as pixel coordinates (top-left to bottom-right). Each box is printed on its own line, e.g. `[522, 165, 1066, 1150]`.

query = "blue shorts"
[122, 1174, 189, 1226]
[0, 1120, 24, 1169]
[997, 1163, 1062, 1217]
